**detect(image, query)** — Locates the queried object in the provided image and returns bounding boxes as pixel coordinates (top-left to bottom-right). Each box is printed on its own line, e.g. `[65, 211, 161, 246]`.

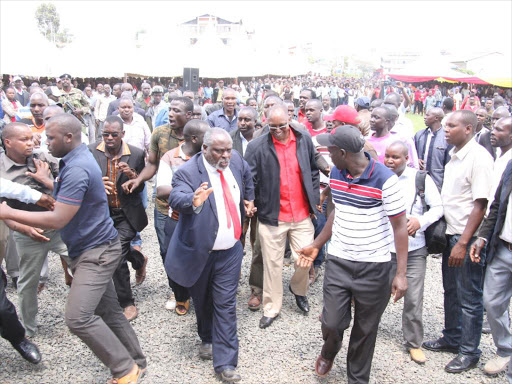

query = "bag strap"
[412, 170, 428, 214]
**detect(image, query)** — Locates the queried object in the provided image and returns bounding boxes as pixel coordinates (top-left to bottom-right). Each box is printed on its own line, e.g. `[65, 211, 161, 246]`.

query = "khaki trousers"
[259, 217, 314, 318]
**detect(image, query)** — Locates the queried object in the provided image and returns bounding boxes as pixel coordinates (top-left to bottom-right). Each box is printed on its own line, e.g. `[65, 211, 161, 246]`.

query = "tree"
[35, 3, 60, 43]
[35, 2, 72, 46]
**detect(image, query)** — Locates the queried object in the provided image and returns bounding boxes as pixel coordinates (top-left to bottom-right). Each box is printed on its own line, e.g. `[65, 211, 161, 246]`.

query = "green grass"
[406, 112, 426, 133]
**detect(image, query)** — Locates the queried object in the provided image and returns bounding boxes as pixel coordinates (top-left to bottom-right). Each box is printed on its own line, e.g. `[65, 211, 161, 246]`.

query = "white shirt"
[240, 133, 249, 156]
[500, 194, 512, 243]
[441, 139, 493, 235]
[489, 148, 512, 205]
[389, 167, 443, 252]
[202, 156, 241, 250]
[95, 94, 116, 121]
[391, 115, 415, 139]
[0, 178, 42, 203]
[423, 127, 435, 164]
[122, 113, 151, 153]
[156, 144, 188, 218]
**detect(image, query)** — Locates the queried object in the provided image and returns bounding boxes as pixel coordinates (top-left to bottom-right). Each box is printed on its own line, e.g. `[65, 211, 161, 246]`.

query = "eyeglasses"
[102, 132, 120, 138]
[269, 124, 288, 131]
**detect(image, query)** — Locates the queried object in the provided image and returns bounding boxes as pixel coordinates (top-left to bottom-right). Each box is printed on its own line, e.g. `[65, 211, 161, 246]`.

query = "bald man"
[414, 107, 452, 190]
[478, 107, 512, 160]
[0, 122, 68, 337]
[0, 115, 146, 382]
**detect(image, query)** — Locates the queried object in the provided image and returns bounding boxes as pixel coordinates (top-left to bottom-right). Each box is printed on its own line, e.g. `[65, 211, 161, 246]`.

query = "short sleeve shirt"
[441, 139, 493, 235]
[54, 144, 117, 258]
[329, 155, 406, 262]
[150, 124, 183, 215]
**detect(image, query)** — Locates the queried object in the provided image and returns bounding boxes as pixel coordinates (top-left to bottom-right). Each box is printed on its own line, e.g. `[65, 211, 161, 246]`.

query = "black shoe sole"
[422, 344, 459, 354]
[445, 362, 478, 373]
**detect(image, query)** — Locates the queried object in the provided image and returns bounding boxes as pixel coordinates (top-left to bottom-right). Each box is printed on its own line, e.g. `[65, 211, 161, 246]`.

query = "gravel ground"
[0, 194, 509, 384]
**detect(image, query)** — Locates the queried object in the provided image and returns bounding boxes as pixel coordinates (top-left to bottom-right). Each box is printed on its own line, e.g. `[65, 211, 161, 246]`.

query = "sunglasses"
[102, 132, 120, 138]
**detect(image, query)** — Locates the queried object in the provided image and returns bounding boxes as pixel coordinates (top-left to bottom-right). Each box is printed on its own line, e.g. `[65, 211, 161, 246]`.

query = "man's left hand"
[25, 159, 53, 186]
[391, 274, 407, 303]
[406, 217, 421, 236]
[448, 241, 467, 267]
[117, 162, 137, 179]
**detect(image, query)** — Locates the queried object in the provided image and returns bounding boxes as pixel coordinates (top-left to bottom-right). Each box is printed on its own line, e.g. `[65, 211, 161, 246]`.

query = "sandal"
[175, 300, 190, 316]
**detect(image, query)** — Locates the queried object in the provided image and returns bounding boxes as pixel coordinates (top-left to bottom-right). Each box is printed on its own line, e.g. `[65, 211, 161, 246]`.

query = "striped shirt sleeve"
[381, 174, 406, 218]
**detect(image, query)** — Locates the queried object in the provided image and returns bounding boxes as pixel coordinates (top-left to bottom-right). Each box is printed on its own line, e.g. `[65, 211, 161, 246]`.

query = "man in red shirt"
[245, 105, 320, 329]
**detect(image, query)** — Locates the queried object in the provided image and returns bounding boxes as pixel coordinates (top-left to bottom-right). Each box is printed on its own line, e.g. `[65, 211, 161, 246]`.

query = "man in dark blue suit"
[165, 128, 255, 383]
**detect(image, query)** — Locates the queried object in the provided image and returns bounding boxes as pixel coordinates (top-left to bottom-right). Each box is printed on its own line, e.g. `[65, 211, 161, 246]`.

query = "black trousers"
[321, 256, 392, 384]
[110, 209, 144, 308]
[0, 268, 25, 345]
[163, 216, 190, 303]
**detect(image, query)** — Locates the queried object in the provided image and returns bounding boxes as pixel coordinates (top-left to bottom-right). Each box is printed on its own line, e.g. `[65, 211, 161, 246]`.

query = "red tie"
[217, 170, 242, 240]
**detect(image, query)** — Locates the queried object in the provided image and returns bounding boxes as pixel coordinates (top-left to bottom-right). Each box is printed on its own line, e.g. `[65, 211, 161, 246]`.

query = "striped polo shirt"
[329, 154, 405, 262]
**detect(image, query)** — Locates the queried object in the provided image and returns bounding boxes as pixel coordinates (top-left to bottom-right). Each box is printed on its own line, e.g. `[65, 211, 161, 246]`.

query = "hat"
[316, 125, 365, 153]
[151, 85, 164, 94]
[323, 105, 361, 125]
[355, 96, 370, 109]
[59, 74, 72, 80]
[13, 76, 22, 82]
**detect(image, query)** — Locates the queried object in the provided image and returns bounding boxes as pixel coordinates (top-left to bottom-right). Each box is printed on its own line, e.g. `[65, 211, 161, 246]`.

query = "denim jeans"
[441, 235, 485, 357]
[154, 207, 168, 259]
[130, 183, 147, 248]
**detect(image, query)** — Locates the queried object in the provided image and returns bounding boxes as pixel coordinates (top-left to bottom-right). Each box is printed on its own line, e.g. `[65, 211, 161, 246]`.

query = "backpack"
[413, 171, 447, 254]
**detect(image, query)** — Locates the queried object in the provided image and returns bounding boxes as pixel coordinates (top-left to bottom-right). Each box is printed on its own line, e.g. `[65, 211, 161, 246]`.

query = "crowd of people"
[0, 72, 511, 384]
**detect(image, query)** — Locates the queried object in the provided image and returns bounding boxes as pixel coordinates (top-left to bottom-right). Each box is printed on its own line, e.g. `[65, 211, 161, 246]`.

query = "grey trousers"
[13, 230, 68, 336]
[246, 216, 263, 295]
[483, 241, 512, 366]
[391, 247, 428, 349]
[65, 237, 146, 377]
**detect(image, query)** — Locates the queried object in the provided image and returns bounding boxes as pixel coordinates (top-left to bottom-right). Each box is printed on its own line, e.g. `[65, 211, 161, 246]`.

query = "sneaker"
[483, 355, 510, 375]
[165, 293, 176, 311]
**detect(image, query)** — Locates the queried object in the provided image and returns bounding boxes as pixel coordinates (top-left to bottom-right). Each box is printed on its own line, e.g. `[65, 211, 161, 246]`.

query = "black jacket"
[88, 141, 148, 232]
[230, 128, 247, 157]
[479, 160, 512, 265]
[245, 127, 320, 227]
[477, 130, 496, 160]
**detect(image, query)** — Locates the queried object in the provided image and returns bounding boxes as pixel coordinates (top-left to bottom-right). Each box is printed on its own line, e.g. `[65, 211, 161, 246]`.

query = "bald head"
[387, 140, 409, 156]
[184, 119, 209, 138]
[267, 105, 288, 121]
[121, 83, 133, 92]
[1, 122, 31, 140]
[46, 114, 82, 137]
[43, 105, 65, 123]
[306, 99, 322, 109]
[429, 107, 445, 120]
[384, 92, 401, 109]
[30, 91, 49, 105]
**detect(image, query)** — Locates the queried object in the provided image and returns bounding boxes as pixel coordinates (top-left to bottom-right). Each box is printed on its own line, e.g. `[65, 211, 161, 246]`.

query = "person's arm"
[408, 174, 444, 235]
[122, 131, 159, 194]
[0, 201, 79, 230]
[1, 177, 42, 203]
[397, 82, 410, 108]
[297, 210, 335, 268]
[24, 158, 54, 191]
[155, 157, 173, 200]
[406, 137, 420, 169]
[449, 198, 487, 267]
[207, 113, 216, 128]
[3, 218, 50, 242]
[389, 213, 408, 302]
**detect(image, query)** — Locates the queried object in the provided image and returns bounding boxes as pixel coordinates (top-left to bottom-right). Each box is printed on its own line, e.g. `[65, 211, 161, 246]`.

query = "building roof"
[182, 14, 239, 25]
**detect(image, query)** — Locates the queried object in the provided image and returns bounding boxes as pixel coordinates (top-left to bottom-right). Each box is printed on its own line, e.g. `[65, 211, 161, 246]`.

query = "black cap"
[59, 74, 72, 80]
[316, 125, 365, 153]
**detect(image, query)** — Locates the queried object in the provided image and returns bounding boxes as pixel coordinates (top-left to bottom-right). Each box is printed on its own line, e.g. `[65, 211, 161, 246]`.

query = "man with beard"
[166, 128, 255, 382]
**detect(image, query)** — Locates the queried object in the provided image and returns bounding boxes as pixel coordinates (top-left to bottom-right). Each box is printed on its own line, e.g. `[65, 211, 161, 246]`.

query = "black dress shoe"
[422, 338, 459, 354]
[219, 369, 241, 382]
[12, 338, 41, 364]
[199, 342, 212, 360]
[289, 285, 309, 313]
[445, 354, 479, 373]
[259, 315, 278, 329]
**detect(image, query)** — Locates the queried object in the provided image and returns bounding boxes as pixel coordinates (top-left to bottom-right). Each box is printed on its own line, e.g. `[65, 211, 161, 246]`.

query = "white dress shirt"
[501, 194, 512, 243]
[390, 167, 444, 252]
[441, 139, 493, 235]
[489, 148, 512, 205]
[202, 156, 241, 250]
[122, 113, 151, 153]
[240, 133, 249, 156]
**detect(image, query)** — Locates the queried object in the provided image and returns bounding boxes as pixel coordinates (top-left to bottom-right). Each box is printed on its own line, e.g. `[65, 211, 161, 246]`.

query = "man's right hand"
[103, 177, 114, 195]
[296, 245, 319, 269]
[122, 178, 140, 194]
[418, 159, 426, 170]
[469, 238, 485, 263]
[36, 193, 56, 211]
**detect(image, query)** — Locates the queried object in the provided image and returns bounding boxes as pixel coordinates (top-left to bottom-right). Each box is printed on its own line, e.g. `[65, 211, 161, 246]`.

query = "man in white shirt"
[94, 84, 116, 136]
[385, 141, 443, 364]
[489, 117, 512, 205]
[384, 92, 414, 139]
[423, 110, 493, 373]
[117, 97, 151, 155]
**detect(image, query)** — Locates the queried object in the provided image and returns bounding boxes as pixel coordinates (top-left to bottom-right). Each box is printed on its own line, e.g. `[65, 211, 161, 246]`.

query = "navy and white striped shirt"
[329, 154, 405, 263]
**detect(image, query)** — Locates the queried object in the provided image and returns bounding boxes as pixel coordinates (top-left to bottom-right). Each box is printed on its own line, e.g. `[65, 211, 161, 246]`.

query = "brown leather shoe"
[135, 254, 148, 286]
[124, 305, 138, 322]
[108, 363, 143, 384]
[315, 355, 333, 377]
[248, 293, 261, 311]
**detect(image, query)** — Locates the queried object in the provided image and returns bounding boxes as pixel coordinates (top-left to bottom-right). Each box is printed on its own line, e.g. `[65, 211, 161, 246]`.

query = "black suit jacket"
[479, 160, 512, 264]
[477, 130, 496, 160]
[88, 141, 148, 232]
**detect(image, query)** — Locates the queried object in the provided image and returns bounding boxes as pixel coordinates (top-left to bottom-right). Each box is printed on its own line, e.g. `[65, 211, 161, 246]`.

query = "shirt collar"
[271, 126, 296, 146]
[219, 108, 238, 119]
[449, 137, 477, 160]
[341, 152, 375, 182]
[1, 152, 25, 171]
[96, 140, 131, 157]
[60, 143, 87, 167]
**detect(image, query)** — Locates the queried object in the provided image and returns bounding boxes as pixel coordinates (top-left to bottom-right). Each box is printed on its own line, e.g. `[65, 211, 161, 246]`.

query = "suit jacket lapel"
[197, 154, 218, 222]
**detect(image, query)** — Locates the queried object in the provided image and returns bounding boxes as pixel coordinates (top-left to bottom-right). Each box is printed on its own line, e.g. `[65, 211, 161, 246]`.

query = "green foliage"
[34, 2, 72, 46]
